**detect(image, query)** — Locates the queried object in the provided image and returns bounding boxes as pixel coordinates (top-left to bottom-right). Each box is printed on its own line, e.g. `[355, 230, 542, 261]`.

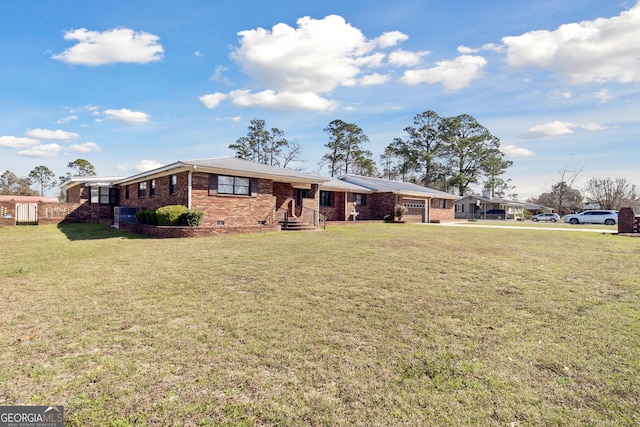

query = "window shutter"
[251, 178, 258, 197]
[209, 174, 218, 196]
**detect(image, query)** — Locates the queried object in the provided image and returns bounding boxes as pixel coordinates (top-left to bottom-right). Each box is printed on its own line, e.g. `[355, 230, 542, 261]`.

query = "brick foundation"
[119, 221, 281, 238]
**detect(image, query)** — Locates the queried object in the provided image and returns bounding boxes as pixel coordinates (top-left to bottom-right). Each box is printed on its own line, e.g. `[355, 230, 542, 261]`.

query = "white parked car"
[531, 213, 561, 222]
[563, 210, 618, 225]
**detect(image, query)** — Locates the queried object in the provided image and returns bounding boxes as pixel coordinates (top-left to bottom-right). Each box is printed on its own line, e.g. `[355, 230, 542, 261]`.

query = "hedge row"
[135, 205, 204, 227]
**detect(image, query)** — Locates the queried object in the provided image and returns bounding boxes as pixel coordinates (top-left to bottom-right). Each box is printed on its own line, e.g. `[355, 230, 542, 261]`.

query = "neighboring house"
[522, 202, 554, 216]
[113, 157, 329, 228]
[320, 175, 459, 223]
[455, 191, 525, 220]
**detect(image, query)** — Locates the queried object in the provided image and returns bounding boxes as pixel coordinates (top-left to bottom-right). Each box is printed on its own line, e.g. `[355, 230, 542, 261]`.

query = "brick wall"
[192, 173, 276, 227]
[618, 207, 637, 233]
[120, 172, 278, 227]
[320, 191, 346, 221]
[429, 198, 456, 222]
[273, 182, 294, 220]
[370, 193, 397, 220]
[118, 172, 189, 210]
[0, 201, 15, 226]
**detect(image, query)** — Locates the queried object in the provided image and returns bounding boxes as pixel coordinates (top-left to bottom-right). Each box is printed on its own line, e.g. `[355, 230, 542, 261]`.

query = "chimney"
[482, 190, 492, 199]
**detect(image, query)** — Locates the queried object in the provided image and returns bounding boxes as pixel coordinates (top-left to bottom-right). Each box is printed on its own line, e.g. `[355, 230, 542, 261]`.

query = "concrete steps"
[279, 218, 316, 231]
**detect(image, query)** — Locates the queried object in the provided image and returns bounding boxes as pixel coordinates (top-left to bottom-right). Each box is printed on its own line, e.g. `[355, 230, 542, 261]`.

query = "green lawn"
[1, 224, 638, 426]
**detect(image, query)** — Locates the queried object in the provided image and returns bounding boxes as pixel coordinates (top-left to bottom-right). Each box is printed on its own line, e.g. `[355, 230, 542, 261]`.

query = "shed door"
[403, 199, 425, 223]
[16, 203, 38, 225]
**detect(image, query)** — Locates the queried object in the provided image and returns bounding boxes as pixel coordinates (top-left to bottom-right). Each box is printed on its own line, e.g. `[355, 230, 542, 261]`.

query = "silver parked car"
[531, 213, 561, 222]
[563, 210, 618, 225]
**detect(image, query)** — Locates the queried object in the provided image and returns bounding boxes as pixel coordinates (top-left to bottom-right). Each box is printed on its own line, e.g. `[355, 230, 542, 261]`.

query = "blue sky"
[1, 0, 639, 199]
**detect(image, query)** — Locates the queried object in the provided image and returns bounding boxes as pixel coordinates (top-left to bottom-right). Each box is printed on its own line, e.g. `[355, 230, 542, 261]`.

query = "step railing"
[301, 206, 325, 229]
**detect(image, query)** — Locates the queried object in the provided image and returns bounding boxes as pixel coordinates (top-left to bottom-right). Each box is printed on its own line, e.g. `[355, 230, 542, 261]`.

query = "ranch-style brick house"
[54, 157, 459, 235]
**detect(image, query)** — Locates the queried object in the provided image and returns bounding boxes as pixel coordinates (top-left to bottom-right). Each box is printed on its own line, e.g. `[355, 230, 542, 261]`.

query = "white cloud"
[69, 105, 100, 114]
[199, 93, 228, 109]
[215, 116, 242, 122]
[55, 115, 79, 124]
[595, 89, 614, 103]
[229, 89, 338, 112]
[25, 128, 79, 140]
[400, 55, 487, 90]
[521, 121, 576, 138]
[104, 108, 150, 124]
[502, 144, 534, 157]
[502, 3, 640, 83]
[232, 16, 371, 93]
[219, 15, 413, 111]
[388, 49, 429, 67]
[209, 65, 230, 84]
[562, 91, 572, 98]
[457, 45, 479, 54]
[67, 142, 101, 153]
[521, 120, 610, 138]
[136, 160, 163, 171]
[371, 31, 409, 48]
[52, 27, 164, 66]
[358, 73, 390, 86]
[580, 123, 608, 131]
[481, 43, 505, 53]
[18, 143, 62, 158]
[0, 136, 39, 148]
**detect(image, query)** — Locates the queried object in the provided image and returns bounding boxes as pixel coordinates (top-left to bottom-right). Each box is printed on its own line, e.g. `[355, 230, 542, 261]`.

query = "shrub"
[394, 205, 407, 221]
[383, 214, 393, 222]
[179, 210, 204, 227]
[156, 205, 189, 225]
[135, 209, 157, 225]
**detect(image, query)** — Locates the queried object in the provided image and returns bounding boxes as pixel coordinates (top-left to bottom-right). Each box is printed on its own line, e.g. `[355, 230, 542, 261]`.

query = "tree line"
[231, 111, 513, 197]
[527, 167, 638, 214]
[231, 113, 638, 211]
[0, 159, 96, 197]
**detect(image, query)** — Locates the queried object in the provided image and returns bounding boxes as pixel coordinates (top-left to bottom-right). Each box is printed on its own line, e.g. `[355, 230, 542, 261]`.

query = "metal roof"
[320, 177, 373, 193]
[59, 176, 126, 190]
[115, 157, 330, 185]
[458, 194, 525, 206]
[340, 175, 460, 199]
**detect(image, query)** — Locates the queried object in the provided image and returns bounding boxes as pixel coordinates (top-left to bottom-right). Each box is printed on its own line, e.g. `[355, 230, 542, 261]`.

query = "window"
[150, 179, 156, 196]
[296, 189, 311, 206]
[354, 193, 366, 206]
[138, 181, 147, 198]
[218, 175, 250, 195]
[125, 185, 130, 199]
[170, 175, 177, 194]
[455, 204, 464, 213]
[320, 191, 332, 207]
[90, 187, 117, 204]
[439, 199, 447, 209]
[90, 187, 99, 204]
[99, 188, 110, 204]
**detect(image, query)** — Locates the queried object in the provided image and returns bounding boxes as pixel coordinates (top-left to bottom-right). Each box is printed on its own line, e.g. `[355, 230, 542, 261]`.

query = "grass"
[0, 223, 639, 426]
